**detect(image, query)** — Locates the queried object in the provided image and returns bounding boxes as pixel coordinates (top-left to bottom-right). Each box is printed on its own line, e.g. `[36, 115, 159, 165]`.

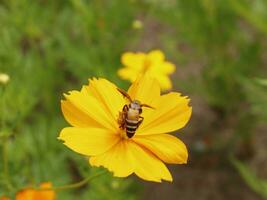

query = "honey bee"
[117, 88, 154, 138]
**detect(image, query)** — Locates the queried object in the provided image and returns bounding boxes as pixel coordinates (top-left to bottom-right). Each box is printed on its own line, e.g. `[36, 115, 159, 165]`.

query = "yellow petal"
[137, 92, 192, 135]
[64, 88, 117, 131]
[128, 74, 160, 105]
[61, 100, 103, 128]
[86, 78, 126, 123]
[16, 189, 35, 200]
[117, 68, 138, 82]
[127, 140, 172, 182]
[149, 61, 175, 75]
[33, 182, 55, 200]
[161, 62, 175, 74]
[153, 75, 173, 90]
[121, 52, 146, 70]
[90, 140, 172, 182]
[59, 127, 120, 156]
[133, 134, 188, 164]
[147, 50, 165, 64]
[89, 139, 134, 177]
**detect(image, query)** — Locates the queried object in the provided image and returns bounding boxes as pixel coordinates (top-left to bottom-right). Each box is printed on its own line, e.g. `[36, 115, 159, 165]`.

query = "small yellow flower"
[59, 74, 192, 182]
[16, 182, 55, 200]
[0, 73, 10, 85]
[132, 19, 143, 29]
[118, 50, 176, 90]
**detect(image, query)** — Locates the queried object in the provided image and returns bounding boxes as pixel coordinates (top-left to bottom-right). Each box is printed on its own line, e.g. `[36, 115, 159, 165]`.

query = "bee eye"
[139, 108, 142, 114]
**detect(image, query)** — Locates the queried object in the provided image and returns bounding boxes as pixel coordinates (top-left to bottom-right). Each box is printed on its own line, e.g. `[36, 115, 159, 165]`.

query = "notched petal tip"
[57, 136, 64, 141]
[58, 128, 67, 141]
[88, 77, 97, 82]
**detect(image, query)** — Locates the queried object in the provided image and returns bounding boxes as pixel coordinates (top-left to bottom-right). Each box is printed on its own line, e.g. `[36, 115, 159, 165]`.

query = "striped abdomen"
[125, 118, 139, 138]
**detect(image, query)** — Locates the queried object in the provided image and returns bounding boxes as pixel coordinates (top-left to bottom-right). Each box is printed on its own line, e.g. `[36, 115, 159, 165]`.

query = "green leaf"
[231, 157, 267, 199]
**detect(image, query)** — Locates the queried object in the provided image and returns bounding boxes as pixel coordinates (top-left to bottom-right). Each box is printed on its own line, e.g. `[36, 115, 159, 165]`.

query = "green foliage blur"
[0, 0, 267, 199]
[232, 158, 267, 199]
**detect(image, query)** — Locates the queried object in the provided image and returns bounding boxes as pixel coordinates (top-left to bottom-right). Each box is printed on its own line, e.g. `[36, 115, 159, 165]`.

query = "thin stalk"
[33, 170, 107, 192]
[2, 135, 14, 192]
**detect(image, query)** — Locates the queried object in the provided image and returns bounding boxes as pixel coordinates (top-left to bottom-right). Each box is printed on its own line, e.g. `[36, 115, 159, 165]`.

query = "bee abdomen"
[125, 119, 138, 138]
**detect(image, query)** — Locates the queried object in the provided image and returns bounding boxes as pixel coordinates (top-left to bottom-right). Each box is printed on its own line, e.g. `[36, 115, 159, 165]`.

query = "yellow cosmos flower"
[118, 50, 176, 90]
[16, 182, 55, 200]
[59, 75, 192, 182]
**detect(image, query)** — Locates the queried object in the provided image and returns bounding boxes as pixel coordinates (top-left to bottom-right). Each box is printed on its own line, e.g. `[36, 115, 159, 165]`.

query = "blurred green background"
[0, 0, 267, 199]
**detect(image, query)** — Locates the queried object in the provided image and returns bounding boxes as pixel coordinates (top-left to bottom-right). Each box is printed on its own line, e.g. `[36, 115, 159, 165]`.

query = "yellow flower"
[16, 182, 55, 200]
[59, 74, 192, 182]
[132, 19, 143, 29]
[0, 73, 10, 85]
[118, 50, 176, 90]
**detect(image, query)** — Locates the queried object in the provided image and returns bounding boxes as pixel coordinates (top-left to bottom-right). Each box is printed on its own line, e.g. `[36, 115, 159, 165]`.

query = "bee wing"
[117, 87, 132, 102]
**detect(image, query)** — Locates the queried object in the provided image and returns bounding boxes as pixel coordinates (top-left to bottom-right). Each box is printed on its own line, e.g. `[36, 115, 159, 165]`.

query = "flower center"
[119, 130, 129, 139]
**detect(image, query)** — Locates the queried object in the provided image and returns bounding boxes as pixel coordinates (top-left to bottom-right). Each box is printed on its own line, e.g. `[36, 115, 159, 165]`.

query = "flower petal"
[161, 62, 176, 74]
[33, 182, 55, 200]
[133, 134, 188, 164]
[59, 127, 120, 156]
[90, 140, 172, 182]
[153, 75, 173, 90]
[150, 62, 175, 75]
[127, 74, 160, 105]
[137, 92, 192, 135]
[64, 88, 117, 131]
[121, 52, 146, 69]
[61, 100, 103, 128]
[86, 78, 126, 123]
[127, 140, 172, 182]
[89, 139, 134, 177]
[147, 50, 165, 64]
[16, 189, 35, 200]
[117, 68, 138, 82]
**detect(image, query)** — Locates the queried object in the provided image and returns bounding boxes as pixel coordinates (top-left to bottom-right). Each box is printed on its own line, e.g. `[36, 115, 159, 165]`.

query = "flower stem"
[2, 136, 8, 178]
[1, 134, 14, 192]
[36, 170, 108, 192]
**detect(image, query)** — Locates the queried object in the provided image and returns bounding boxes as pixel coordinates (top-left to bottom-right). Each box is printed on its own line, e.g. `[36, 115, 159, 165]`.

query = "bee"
[117, 88, 154, 138]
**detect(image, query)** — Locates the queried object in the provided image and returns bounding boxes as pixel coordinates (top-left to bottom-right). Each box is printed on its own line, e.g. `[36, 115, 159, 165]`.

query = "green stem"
[34, 170, 107, 192]
[3, 136, 8, 178]
[2, 135, 14, 192]
[1, 86, 14, 192]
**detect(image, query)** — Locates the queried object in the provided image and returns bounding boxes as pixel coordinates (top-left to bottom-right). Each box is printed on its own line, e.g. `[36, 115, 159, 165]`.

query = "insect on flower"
[59, 74, 192, 182]
[117, 87, 154, 138]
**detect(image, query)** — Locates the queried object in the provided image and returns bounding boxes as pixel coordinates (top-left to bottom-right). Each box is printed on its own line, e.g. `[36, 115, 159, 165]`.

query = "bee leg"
[118, 105, 129, 129]
[137, 116, 144, 127]
[123, 105, 129, 112]
[118, 112, 125, 129]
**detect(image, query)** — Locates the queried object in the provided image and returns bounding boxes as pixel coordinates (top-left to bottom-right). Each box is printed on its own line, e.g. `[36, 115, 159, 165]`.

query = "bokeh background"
[1, 0, 267, 199]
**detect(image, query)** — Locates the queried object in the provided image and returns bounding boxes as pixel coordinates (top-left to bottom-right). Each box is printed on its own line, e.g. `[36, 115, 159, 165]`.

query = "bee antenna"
[117, 88, 132, 102]
[141, 104, 154, 109]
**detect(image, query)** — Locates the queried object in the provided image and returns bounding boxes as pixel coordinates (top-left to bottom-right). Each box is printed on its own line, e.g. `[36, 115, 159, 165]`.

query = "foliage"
[232, 158, 267, 199]
[1, 0, 267, 199]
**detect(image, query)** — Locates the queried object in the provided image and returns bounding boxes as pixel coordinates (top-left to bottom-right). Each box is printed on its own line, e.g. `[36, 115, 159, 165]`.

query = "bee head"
[129, 100, 142, 112]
